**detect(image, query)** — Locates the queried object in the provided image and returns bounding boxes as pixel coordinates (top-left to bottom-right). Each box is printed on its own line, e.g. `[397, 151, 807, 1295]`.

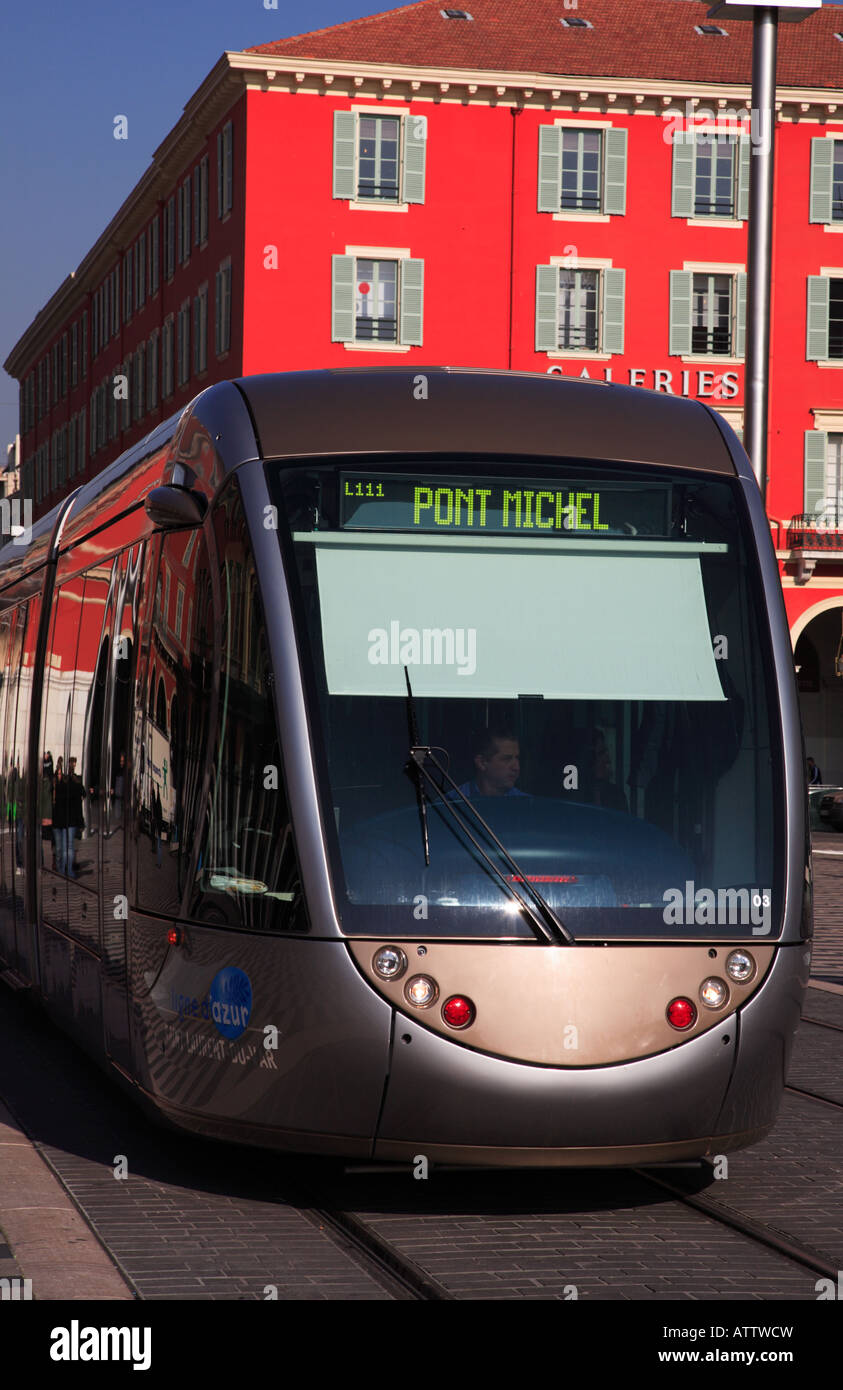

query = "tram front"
[251, 370, 807, 1166]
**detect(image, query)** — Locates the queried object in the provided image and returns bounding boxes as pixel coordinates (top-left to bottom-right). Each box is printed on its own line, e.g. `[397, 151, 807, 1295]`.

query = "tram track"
[633, 1164, 840, 1285]
[293, 1196, 453, 1301]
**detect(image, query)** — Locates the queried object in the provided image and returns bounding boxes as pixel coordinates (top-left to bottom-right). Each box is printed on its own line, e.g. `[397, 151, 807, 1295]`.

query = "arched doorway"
[793, 600, 843, 783]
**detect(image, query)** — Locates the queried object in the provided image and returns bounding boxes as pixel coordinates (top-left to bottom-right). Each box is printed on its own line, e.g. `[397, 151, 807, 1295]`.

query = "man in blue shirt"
[456, 728, 530, 798]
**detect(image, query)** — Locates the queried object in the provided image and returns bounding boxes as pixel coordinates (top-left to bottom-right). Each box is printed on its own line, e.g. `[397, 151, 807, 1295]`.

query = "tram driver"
[456, 728, 531, 799]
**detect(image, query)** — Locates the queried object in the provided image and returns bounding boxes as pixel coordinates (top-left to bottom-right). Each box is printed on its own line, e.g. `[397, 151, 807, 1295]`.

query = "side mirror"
[144, 485, 207, 530]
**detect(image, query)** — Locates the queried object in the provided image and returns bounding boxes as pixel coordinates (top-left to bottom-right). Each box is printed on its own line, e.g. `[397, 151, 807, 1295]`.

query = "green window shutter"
[602, 128, 627, 216]
[331, 255, 355, 342]
[671, 138, 695, 218]
[601, 268, 625, 353]
[804, 431, 827, 515]
[402, 114, 427, 204]
[809, 139, 834, 224]
[399, 259, 424, 345]
[806, 276, 830, 361]
[735, 272, 747, 357]
[333, 112, 357, 200]
[737, 136, 751, 220]
[535, 265, 559, 351]
[537, 126, 562, 214]
[669, 270, 692, 356]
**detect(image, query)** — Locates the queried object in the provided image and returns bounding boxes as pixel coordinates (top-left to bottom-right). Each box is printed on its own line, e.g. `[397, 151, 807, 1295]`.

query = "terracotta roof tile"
[247, 0, 843, 90]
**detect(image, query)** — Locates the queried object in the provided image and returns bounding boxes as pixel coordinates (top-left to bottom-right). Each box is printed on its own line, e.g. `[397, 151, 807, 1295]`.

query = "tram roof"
[235, 367, 737, 476]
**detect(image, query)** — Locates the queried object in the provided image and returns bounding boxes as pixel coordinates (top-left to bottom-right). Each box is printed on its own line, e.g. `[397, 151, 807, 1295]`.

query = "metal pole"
[743, 7, 778, 500]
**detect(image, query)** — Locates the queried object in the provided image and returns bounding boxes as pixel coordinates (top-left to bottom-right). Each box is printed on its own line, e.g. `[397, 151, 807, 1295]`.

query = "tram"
[0, 368, 810, 1165]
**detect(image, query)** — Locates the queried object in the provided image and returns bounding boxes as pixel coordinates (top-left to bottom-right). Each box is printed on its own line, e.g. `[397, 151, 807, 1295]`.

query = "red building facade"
[5, 0, 843, 773]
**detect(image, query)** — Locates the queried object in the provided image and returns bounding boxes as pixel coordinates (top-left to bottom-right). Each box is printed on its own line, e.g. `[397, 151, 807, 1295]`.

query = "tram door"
[101, 547, 139, 1072]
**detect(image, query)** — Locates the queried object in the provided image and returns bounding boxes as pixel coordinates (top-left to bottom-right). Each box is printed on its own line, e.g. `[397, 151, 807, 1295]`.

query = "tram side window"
[136, 529, 214, 918]
[189, 480, 305, 931]
[40, 580, 84, 877]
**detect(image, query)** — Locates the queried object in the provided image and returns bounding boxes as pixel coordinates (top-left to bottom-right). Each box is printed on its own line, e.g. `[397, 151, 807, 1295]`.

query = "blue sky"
[1, 0, 842, 452]
[0, 0, 389, 451]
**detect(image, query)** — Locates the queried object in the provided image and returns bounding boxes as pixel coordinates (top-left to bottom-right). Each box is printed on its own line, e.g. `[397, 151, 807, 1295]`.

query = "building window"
[164, 196, 175, 280]
[112, 267, 120, 335]
[109, 371, 119, 440]
[123, 253, 132, 322]
[537, 125, 627, 216]
[92, 294, 99, 358]
[133, 348, 144, 422]
[333, 110, 427, 205]
[355, 259, 397, 341]
[77, 408, 85, 474]
[559, 268, 599, 349]
[81, 312, 88, 379]
[193, 285, 208, 374]
[694, 135, 736, 217]
[358, 116, 401, 201]
[215, 261, 231, 354]
[117, 363, 128, 432]
[147, 332, 159, 412]
[672, 131, 749, 220]
[198, 155, 209, 243]
[217, 121, 233, 218]
[806, 276, 843, 360]
[162, 317, 174, 397]
[562, 130, 601, 211]
[136, 233, 146, 310]
[535, 264, 625, 354]
[332, 255, 423, 346]
[61, 334, 68, 397]
[149, 215, 160, 296]
[177, 301, 190, 386]
[178, 178, 191, 265]
[692, 273, 733, 354]
[98, 378, 107, 447]
[669, 269, 746, 357]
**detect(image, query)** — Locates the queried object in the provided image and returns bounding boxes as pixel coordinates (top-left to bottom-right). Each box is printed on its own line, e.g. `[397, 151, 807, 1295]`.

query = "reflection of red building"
[4, 0, 843, 772]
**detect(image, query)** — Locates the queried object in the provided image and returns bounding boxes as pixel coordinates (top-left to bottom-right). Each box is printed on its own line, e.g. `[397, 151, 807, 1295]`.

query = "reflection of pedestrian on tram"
[152, 784, 163, 868]
[52, 758, 71, 877]
[12, 760, 24, 871]
[67, 757, 86, 876]
[40, 752, 53, 867]
[587, 729, 629, 814]
[110, 752, 126, 833]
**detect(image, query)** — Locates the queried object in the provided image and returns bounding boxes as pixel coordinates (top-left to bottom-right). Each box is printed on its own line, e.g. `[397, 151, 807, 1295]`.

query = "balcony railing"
[787, 510, 843, 552]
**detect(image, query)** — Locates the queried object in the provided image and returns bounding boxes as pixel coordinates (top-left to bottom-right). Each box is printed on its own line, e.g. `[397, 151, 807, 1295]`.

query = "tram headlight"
[372, 946, 407, 981]
[725, 950, 755, 984]
[699, 977, 729, 1010]
[404, 975, 439, 1008]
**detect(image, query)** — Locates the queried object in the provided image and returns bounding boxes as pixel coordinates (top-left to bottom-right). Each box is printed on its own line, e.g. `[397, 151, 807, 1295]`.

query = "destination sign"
[339, 474, 670, 537]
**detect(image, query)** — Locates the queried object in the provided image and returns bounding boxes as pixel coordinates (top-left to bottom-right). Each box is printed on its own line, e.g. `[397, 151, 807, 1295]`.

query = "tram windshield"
[274, 459, 782, 941]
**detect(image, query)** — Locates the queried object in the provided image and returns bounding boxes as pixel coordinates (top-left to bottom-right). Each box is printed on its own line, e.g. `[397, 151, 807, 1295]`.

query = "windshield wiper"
[404, 666, 430, 866]
[401, 673, 572, 945]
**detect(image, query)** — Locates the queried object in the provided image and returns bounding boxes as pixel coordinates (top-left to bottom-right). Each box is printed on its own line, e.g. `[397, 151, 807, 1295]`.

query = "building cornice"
[6, 48, 843, 378]
[229, 50, 843, 117]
